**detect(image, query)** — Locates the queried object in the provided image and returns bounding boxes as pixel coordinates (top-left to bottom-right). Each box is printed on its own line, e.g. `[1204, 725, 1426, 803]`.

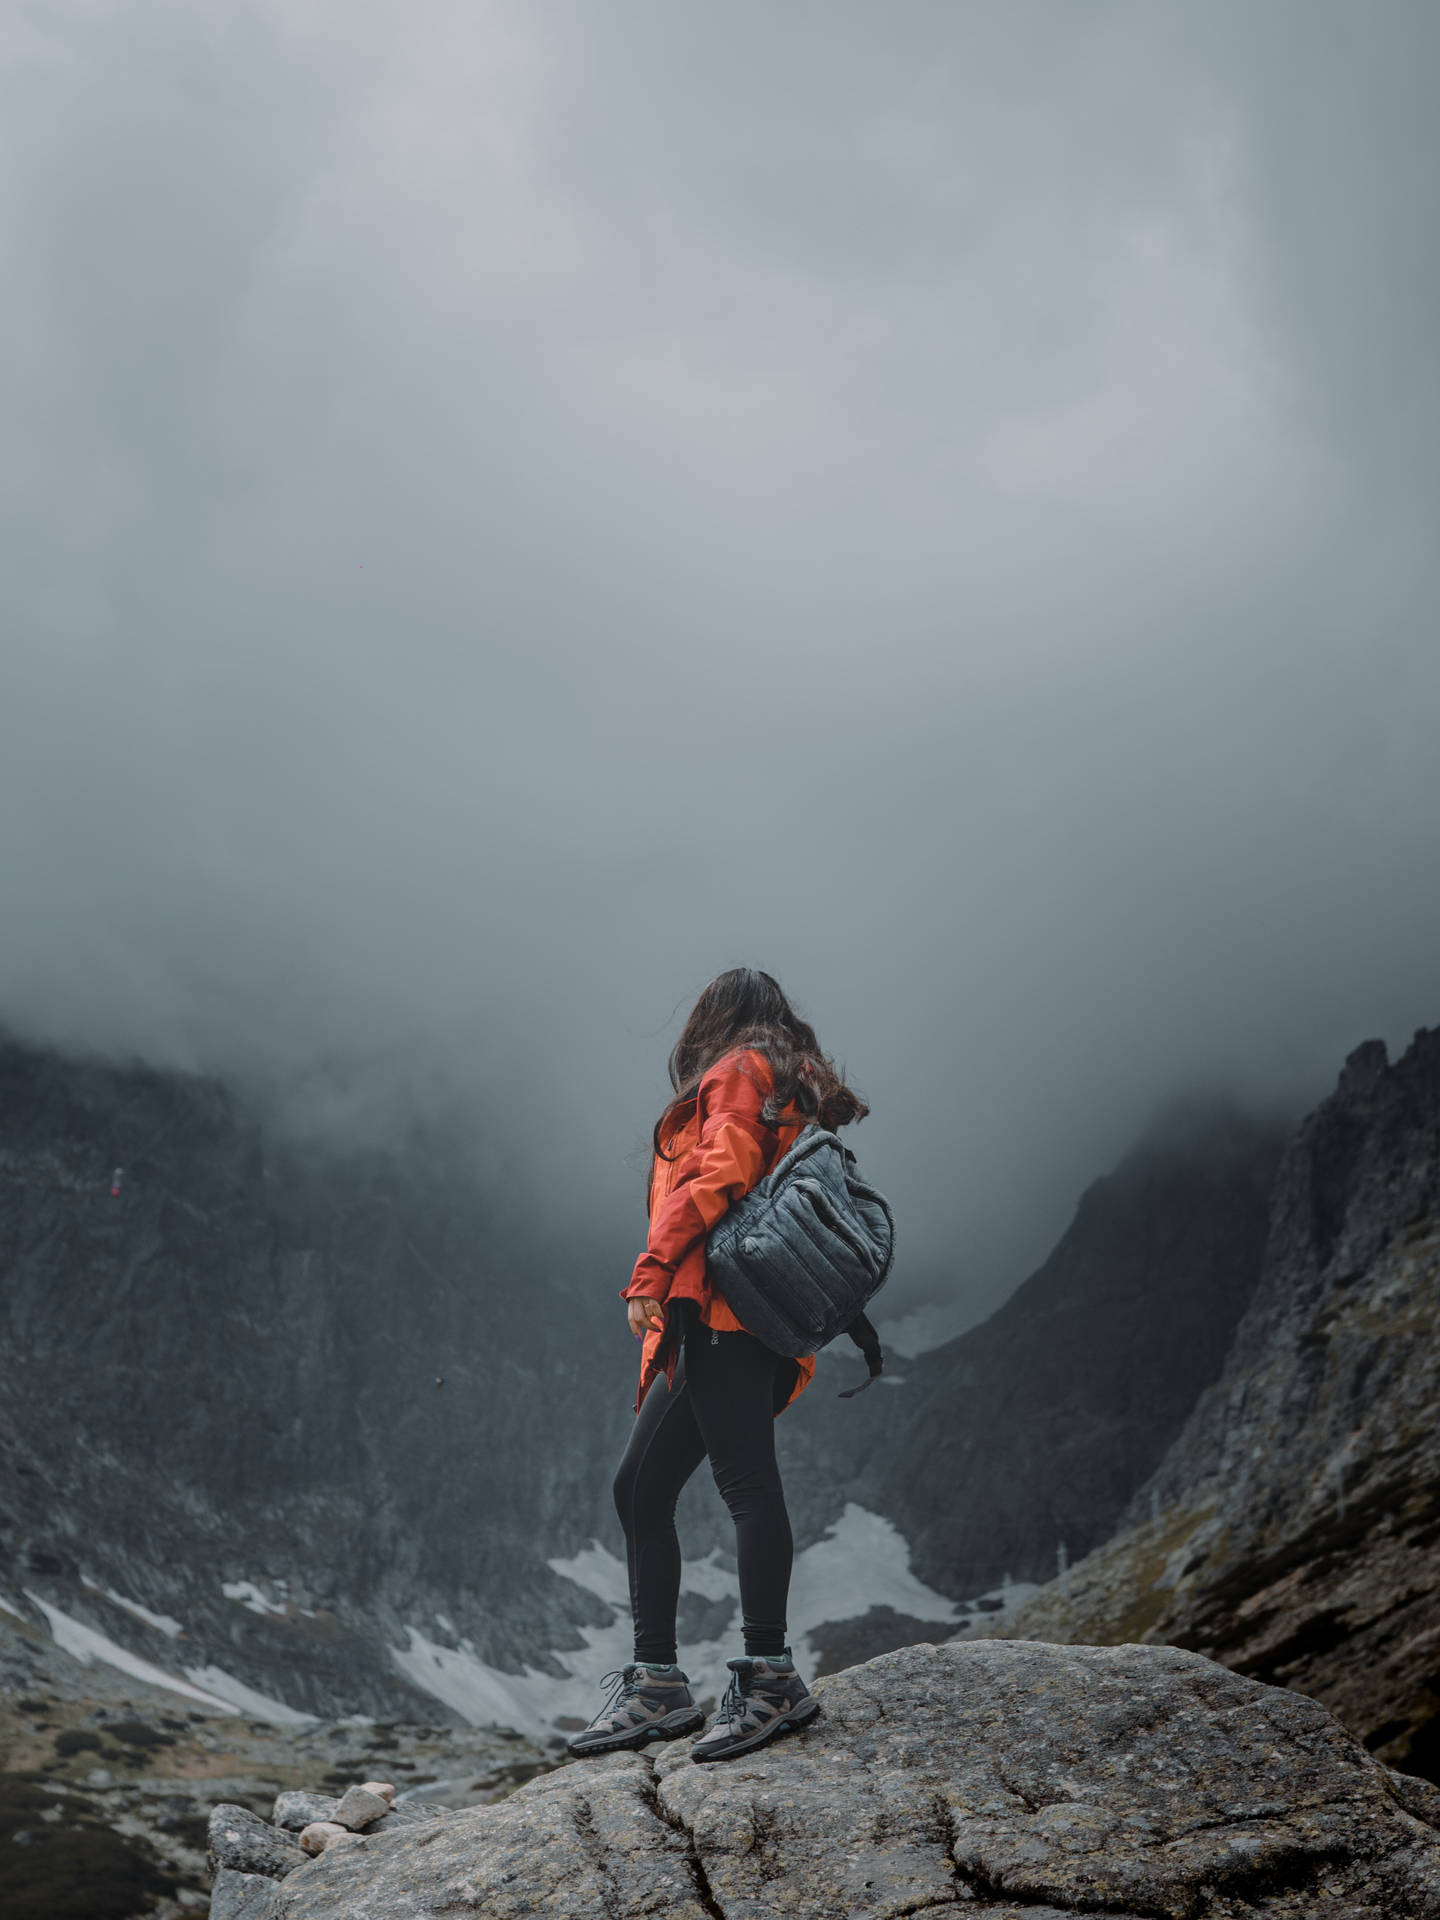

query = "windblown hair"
[653, 968, 868, 1159]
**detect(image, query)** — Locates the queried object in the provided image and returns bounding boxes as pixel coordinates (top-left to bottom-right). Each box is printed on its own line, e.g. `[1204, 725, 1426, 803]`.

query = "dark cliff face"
[0, 1039, 636, 1716]
[779, 1103, 1286, 1599]
[996, 1027, 1440, 1783]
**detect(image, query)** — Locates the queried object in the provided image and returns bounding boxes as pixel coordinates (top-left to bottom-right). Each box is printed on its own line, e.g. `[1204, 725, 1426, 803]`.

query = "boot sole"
[566, 1707, 706, 1758]
[691, 1695, 821, 1764]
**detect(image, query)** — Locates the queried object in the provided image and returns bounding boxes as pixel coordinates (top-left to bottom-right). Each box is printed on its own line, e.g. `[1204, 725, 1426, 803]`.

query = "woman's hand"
[627, 1296, 666, 1337]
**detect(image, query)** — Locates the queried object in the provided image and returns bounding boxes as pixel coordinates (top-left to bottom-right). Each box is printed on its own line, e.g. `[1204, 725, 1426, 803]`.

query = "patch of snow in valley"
[546, 1542, 632, 1612]
[664, 1548, 737, 1602]
[24, 1591, 240, 1712]
[82, 1576, 182, 1637]
[222, 1580, 287, 1616]
[787, 1505, 959, 1636]
[0, 1592, 24, 1620]
[221, 1579, 312, 1617]
[24, 1590, 318, 1725]
[182, 1663, 317, 1726]
[394, 1504, 958, 1742]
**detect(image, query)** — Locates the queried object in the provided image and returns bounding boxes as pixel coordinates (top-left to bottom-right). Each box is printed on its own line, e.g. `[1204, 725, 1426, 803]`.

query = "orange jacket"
[621, 1048, 815, 1412]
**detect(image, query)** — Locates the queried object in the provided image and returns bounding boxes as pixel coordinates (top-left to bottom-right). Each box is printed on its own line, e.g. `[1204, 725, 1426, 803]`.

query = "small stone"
[272, 1790, 339, 1831]
[208, 1868, 280, 1920]
[331, 1784, 390, 1830]
[207, 1803, 306, 1880]
[359, 1779, 395, 1804]
[298, 1821, 348, 1855]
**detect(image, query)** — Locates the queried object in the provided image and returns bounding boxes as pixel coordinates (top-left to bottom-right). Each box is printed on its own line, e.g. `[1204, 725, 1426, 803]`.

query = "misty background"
[2, 0, 1437, 1334]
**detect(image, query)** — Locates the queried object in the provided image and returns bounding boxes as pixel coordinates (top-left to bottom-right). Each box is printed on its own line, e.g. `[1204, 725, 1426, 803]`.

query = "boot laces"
[714, 1665, 751, 1731]
[591, 1665, 640, 1725]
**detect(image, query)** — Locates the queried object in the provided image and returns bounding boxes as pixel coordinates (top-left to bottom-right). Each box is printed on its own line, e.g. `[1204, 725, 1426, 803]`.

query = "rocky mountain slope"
[990, 1028, 1440, 1784]
[0, 1037, 637, 1720]
[780, 1103, 1284, 1615]
[211, 1640, 1440, 1920]
[0, 1031, 1295, 1728]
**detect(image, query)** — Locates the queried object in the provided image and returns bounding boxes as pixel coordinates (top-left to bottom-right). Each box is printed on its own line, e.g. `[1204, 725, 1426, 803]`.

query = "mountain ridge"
[986, 1025, 1440, 1783]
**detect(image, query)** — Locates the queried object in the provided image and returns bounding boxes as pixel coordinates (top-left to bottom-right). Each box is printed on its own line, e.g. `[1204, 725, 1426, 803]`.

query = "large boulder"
[208, 1804, 307, 1878]
[265, 1641, 1440, 1919]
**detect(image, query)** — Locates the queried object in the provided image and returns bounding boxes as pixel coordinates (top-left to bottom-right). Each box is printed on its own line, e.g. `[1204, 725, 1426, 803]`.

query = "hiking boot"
[691, 1653, 820, 1763]
[566, 1665, 705, 1757]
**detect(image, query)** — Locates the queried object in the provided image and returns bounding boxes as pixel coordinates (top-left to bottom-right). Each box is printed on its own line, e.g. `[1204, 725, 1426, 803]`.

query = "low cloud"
[3, 0, 1437, 1312]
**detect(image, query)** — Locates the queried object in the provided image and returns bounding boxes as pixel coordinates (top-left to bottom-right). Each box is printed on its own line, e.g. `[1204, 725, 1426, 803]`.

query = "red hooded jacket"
[621, 1047, 815, 1412]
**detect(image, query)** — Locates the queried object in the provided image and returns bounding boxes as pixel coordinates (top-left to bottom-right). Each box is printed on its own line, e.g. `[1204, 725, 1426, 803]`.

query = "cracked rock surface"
[265, 1641, 1440, 1918]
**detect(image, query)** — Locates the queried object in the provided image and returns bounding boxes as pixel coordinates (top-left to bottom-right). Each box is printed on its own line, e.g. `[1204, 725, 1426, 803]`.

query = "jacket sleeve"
[622, 1052, 773, 1303]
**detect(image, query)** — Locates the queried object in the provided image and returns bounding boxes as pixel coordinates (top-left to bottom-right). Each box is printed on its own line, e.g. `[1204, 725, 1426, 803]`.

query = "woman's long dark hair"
[652, 968, 867, 1159]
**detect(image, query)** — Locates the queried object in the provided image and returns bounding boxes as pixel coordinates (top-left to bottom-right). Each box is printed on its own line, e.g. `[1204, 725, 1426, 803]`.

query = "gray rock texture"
[209, 1802, 307, 1877]
[990, 1028, 1440, 1782]
[272, 1791, 341, 1832]
[265, 1642, 1440, 1919]
[210, 1867, 285, 1919]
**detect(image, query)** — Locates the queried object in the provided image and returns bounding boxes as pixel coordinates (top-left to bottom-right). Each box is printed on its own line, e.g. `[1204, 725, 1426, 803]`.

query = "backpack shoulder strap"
[837, 1311, 884, 1398]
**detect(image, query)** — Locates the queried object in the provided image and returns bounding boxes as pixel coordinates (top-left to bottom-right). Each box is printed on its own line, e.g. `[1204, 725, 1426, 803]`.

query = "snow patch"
[546, 1543, 630, 1612]
[221, 1580, 311, 1618]
[391, 1631, 559, 1734]
[673, 1549, 738, 1602]
[788, 1505, 959, 1648]
[0, 1592, 24, 1620]
[222, 1580, 286, 1616]
[393, 1542, 745, 1742]
[182, 1664, 316, 1727]
[83, 1577, 182, 1638]
[399, 1503, 957, 1740]
[24, 1592, 239, 1712]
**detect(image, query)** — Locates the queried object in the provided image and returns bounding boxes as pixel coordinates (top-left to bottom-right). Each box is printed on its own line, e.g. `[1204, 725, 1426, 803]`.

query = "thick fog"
[2, 1, 1437, 1328]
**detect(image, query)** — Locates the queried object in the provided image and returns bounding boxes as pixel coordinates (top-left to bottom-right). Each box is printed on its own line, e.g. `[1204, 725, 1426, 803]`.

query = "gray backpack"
[704, 1126, 896, 1395]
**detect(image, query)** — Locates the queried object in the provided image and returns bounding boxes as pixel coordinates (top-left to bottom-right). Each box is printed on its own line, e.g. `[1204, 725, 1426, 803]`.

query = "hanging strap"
[837, 1311, 884, 1398]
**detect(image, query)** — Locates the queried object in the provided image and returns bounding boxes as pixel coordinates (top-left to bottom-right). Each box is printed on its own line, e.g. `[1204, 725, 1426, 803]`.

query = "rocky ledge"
[208, 1641, 1440, 1919]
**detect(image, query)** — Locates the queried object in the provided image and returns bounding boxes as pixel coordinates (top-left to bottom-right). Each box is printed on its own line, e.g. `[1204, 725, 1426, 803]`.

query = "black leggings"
[613, 1305, 795, 1663]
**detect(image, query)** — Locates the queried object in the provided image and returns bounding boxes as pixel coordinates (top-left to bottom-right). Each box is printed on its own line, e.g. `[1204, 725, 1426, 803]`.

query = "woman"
[568, 967, 868, 1764]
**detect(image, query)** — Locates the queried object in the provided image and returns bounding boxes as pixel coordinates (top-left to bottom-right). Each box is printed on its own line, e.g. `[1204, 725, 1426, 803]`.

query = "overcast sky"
[2, 0, 1437, 1325]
